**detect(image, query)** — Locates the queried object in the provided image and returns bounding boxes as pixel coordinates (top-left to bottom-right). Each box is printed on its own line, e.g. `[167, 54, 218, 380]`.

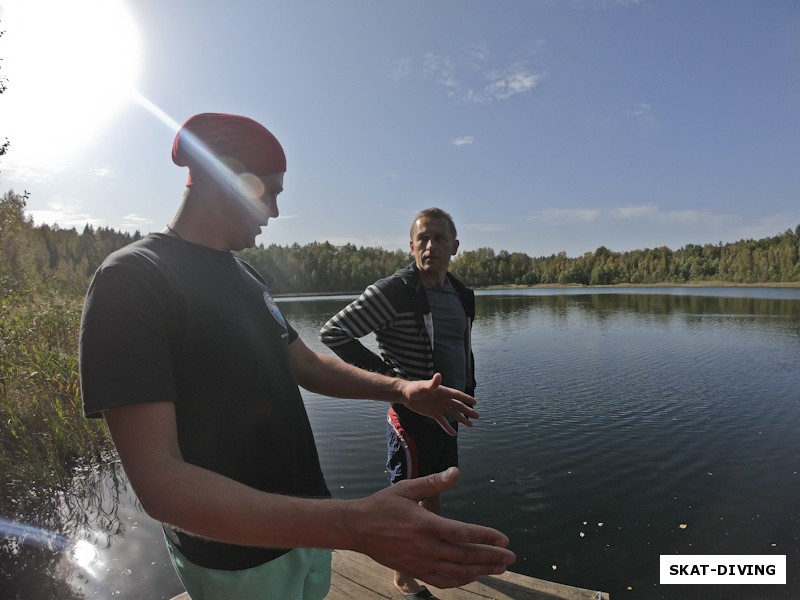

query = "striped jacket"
[319, 262, 476, 397]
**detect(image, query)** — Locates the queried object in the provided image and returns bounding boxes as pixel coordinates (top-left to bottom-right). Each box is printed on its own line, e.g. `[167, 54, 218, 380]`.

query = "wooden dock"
[171, 549, 609, 599]
[326, 550, 608, 599]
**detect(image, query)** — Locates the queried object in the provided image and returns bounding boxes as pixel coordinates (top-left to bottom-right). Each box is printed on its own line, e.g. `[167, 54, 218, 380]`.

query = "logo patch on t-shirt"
[263, 291, 287, 333]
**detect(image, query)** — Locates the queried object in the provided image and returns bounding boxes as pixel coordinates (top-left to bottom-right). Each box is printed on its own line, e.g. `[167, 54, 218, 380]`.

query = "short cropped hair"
[410, 207, 457, 239]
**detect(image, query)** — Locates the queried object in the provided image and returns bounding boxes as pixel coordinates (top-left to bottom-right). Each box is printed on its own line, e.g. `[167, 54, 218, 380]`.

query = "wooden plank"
[327, 550, 609, 600]
[170, 550, 609, 600]
[328, 550, 392, 599]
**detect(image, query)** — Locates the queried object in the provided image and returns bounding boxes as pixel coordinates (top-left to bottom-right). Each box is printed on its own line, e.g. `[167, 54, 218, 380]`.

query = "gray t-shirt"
[80, 233, 329, 570]
[425, 279, 467, 392]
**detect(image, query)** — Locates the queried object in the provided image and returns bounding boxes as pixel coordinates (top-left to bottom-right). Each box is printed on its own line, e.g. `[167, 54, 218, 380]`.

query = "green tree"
[0, 190, 34, 299]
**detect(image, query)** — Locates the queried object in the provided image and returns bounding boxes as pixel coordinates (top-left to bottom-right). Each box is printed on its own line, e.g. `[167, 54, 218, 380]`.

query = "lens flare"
[132, 91, 273, 216]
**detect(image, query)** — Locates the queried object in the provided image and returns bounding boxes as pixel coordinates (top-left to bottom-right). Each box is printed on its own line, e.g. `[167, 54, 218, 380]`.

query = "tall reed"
[0, 296, 111, 510]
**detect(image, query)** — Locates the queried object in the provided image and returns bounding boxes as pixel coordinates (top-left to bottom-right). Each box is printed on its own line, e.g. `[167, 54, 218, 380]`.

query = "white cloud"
[613, 204, 660, 219]
[452, 136, 475, 147]
[463, 223, 505, 233]
[27, 198, 100, 229]
[120, 213, 152, 230]
[1, 163, 114, 189]
[404, 47, 543, 104]
[387, 57, 412, 80]
[422, 53, 460, 92]
[483, 69, 541, 101]
[520, 202, 798, 256]
[463, 65, 543, 103]
[0, 162, 54, 185]
[626, 102, 659, 130]
[612, 204, 742, 228]
[528, 208, 602, 225]
[464, 42, 491, 63]
[569, 0, 642, 9]
[531, 204, 743, 228]
[664, 209, 713, 226]
[89, 166, 114, 178]
[627, 102, 652, 117]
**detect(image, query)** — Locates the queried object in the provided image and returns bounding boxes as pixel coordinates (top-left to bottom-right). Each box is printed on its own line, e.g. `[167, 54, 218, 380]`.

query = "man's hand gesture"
[400, 373, 479, 436]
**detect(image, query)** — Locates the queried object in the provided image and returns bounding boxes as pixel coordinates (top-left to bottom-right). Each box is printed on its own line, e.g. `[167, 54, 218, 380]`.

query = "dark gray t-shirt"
[425, 279, 467, 392]
[79, 233, 329, 570]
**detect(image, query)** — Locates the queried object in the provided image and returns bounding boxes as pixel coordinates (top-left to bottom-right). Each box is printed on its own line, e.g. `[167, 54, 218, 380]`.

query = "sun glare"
[70, 539, 100, 577]
[0, 0, 142, 168]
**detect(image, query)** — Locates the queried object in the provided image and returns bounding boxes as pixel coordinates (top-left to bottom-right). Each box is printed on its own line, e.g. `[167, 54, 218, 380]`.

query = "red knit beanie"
[172, 113, 286, 186]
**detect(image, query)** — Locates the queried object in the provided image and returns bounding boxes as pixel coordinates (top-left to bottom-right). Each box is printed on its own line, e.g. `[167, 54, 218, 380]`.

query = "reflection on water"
[1, 461, 183, 599]
[3, 287, 798, 599]
[476, 291, 800, 320]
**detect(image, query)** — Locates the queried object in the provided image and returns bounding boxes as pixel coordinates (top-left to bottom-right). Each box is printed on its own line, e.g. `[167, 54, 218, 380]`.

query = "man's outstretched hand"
[400, 373, 479, 436]
[343, 467, 515, 589]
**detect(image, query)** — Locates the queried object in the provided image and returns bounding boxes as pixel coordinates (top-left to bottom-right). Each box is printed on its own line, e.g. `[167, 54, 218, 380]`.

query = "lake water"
[4, 287, 799, 599]
[287, 287, 800, 600]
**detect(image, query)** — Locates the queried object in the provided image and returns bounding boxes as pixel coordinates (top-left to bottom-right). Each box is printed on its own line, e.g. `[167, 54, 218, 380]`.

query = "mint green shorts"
[165, 536, 332, 600]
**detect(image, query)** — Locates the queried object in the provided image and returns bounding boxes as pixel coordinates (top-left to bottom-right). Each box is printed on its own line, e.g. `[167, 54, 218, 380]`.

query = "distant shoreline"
[480, 281, 800, 290]
[275, 281, 800, 298]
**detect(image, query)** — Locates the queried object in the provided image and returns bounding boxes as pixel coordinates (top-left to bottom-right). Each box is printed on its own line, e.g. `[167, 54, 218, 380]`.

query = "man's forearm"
[134, 458, 514, 589]
[289, 340, 477, 436]
[136, 453, 353, 549]
[292, 342, 405, 402]
[327, 338, 392, 374]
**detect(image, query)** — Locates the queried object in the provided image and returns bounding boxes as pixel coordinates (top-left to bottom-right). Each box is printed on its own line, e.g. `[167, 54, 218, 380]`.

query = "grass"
[0, 295, 112, 512]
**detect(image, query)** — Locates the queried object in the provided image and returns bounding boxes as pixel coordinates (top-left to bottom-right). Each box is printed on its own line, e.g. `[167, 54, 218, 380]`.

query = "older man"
[320, 207, 475, 600]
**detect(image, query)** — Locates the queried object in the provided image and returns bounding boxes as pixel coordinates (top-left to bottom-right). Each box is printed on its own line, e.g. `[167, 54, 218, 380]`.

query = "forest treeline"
[1, 187, 800, 507]
[2, 190, 799, 300]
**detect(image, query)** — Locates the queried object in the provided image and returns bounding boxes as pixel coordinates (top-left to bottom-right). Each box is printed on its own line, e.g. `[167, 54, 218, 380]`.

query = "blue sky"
[1, 0, 798, 257]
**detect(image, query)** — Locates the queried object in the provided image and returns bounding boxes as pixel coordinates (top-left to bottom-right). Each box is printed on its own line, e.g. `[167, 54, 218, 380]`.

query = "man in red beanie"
[79, 113, 514, 600]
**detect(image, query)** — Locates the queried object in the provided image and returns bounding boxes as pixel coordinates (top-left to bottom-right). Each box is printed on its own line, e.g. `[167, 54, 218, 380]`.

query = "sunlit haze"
[0, 0, 141, 167]
[0, 0, 798, 256]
